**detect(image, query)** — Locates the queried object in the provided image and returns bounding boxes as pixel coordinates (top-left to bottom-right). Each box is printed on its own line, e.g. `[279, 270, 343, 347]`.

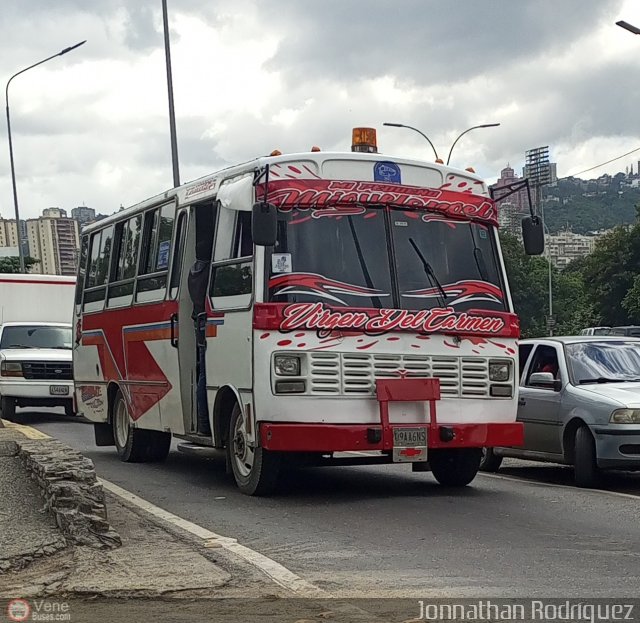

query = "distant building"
[0, 246, 20, 258]
[26, 208, 80, 276]
[490, 165, 529, 236]
[71, 206, 96, 225]
[0, 215, 28, 257]
[547, 231, 598, 269]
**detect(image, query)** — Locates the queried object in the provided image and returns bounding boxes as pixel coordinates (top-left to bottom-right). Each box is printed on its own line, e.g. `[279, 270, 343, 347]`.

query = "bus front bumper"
[260, 422, 524, 453]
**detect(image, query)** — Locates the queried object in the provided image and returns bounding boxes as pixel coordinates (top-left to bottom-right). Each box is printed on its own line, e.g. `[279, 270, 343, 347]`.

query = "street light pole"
[5, 40, 86, 273]
[616, 20, 640, 35]
[446, 123, 500, 166]
[162, 0, 180, 188]
[383, 122, 440, 161]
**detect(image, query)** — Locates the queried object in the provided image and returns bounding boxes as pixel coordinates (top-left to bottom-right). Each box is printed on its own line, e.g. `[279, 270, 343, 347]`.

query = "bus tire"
[112, 389, 161, 463]
[479, 447, 503, 472]
[574, 426, 599, 488]
[228, 403, 280, 496]
[429, 448, 481, 487]
[1, 397, 16, 422]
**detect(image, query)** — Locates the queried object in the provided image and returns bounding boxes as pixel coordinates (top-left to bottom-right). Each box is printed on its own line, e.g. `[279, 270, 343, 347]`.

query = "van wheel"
[479, 447, 503, 472]
[64, 403, 75, 417]
[228, 403, 280, 496]
[112, 389, 170, 463]
[1, 397, 16, 422]
[574, 426, 599, 488]
[430, 448, 482, 487]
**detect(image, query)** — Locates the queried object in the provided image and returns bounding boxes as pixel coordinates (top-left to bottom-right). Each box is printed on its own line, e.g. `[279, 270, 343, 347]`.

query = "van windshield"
[0, 326, 73, 350]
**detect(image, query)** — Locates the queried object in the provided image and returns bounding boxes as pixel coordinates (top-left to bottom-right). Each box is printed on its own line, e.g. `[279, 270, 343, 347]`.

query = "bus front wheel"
[429, 448, 482, 487]
[228, 404, 280, 496]
[112, 389, 170, 463]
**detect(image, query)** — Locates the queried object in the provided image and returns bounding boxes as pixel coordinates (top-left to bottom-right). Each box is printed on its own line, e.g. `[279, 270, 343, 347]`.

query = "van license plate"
[49, 385, 69, 396]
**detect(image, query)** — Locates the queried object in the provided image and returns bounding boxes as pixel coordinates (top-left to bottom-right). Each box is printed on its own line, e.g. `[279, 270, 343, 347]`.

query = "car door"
[517, 343, 563, 455]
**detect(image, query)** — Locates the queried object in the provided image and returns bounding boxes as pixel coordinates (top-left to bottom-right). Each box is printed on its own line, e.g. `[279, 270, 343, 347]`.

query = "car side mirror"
[522, 216, 544, 255]
[529, 372, 561, 391]
[252, 202, 277, 246]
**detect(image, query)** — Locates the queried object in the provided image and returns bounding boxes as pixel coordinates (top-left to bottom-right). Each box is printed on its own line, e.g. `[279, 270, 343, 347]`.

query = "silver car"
[480, 336, 640, 487]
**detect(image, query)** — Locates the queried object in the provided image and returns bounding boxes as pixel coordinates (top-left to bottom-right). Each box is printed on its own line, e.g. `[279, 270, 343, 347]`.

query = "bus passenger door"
[206, 208, 254, 442]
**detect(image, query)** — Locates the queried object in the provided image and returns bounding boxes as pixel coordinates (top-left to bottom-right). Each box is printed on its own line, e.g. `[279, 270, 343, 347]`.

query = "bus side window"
[209, 210, 253, 310]
[83, 226, 113, 311]
[108, 215, 141, 308]
[136, 204, 175, 302]
[75, 235, 89, 307]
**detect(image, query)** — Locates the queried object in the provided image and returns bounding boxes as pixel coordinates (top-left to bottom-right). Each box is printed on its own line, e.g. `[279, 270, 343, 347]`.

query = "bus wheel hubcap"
[115, 400, 129, 448]
[233, 411, 254, 478]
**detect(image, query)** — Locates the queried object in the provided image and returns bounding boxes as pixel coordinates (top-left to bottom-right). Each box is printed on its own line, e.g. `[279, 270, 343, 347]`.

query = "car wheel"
[112, 389, 170, 463]
[574, 426, 599, 488]
[1, 397, 16, 422]
[479, 447, 503, 472]
[228, 403, 280, 496]
[430, 448, 482, 487]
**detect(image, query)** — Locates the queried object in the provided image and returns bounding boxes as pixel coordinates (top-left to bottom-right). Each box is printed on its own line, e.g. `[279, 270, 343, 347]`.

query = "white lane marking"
[479, 471, 640, 501]
[100, 478, 326, 597]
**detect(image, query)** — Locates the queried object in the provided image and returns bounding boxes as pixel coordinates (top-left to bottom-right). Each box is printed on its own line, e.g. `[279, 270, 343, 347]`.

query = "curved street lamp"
[383, 122, 440, 161]
[446, 123, 500, 166]
[5, 40, 86, 273]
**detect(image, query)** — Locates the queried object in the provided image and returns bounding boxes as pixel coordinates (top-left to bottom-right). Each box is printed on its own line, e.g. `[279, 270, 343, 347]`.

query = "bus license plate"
[49, 385, 69, 396]
[392, 427, 428, 463]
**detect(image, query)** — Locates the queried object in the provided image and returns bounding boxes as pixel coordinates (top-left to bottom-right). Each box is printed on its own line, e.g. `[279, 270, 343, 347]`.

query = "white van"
[579, 327, 611, 336]
[0, 275, 75, 420]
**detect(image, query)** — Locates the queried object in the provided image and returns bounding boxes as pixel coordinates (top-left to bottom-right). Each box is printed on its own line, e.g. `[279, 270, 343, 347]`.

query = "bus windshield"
[267, 207, 507, 312]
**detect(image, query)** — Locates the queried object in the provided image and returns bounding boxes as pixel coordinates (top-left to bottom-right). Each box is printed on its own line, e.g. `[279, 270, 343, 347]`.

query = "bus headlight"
[610, 409, 640, 423]
[0, 361, 23, 377]
[274, 355, 301, 376]
[489, 360, 512, 382]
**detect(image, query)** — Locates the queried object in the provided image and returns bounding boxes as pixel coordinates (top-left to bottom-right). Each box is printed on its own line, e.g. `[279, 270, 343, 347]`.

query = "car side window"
[518, 344, 534, 381]
[525, 345, 560, 385]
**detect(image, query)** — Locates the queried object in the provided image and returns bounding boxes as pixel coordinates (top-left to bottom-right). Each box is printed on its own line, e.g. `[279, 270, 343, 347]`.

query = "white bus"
[73, 128, 542, 495]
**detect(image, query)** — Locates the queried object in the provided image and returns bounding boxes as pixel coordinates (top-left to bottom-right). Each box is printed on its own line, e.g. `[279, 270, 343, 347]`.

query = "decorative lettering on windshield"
[402, 280, 504, 306]
[278, 302, 506, 339]
[258, 179, 497, 226]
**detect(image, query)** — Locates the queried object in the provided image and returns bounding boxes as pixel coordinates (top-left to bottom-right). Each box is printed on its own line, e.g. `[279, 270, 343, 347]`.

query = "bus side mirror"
[522, 216, 544, 255]
[252, 202, 277, 246]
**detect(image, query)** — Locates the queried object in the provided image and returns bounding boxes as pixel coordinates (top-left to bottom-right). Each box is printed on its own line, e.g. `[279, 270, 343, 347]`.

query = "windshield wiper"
[408, 237, 448, 308]
[469, 226, 489, 281]
[578, 377, 625, 385]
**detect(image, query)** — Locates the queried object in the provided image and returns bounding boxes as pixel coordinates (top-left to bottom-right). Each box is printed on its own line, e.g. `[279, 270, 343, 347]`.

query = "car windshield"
[267, 206, 506, 312]
[0, 325, 73, 350]
[566, 341, 640, 384]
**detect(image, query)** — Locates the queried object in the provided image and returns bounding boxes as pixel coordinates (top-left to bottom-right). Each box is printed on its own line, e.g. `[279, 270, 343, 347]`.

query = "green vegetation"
[0, 256, 40, 273]
[502, 217, 640, 337]
[543, 176, 640, 234]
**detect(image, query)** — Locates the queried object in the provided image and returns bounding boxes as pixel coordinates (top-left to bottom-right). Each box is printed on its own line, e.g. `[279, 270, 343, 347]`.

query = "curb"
[0, 421, 121, 550]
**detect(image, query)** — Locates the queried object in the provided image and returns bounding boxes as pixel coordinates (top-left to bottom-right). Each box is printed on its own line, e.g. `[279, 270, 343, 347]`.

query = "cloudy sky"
[1, 0, 640, 219]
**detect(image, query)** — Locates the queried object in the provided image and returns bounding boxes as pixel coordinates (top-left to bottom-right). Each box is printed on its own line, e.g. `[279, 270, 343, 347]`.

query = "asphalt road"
[19, 409, 640, 599]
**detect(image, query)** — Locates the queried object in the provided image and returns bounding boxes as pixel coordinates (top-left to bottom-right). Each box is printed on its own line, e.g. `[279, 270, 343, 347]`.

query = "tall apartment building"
[26, 208, 80, 276]
[71, 205, 96, 225]
[489, 165, 529, 237]
[0, 215, 28, 256]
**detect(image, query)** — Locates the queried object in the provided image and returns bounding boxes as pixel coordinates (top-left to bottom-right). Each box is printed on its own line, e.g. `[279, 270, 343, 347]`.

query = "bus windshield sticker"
[157, 240, 170, 270]
[272, 253, 292, 274]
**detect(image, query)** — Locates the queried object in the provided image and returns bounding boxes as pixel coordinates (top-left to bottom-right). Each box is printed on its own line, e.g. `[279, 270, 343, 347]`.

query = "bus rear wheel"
[228, 403, 280, 496]
[112, 389, 171, 463]
[429, 448, 482, 487]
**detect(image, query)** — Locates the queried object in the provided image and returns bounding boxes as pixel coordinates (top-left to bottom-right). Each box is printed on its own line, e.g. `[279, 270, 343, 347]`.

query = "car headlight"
[489, 360, 512, 382]
[610, 408, 640, 423]
[274, 355, 301, 376]
[0, 361, 23, 377]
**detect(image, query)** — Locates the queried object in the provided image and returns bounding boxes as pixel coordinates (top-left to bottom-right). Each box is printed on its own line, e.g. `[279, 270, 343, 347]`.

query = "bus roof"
[84, 151, 489, 234]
